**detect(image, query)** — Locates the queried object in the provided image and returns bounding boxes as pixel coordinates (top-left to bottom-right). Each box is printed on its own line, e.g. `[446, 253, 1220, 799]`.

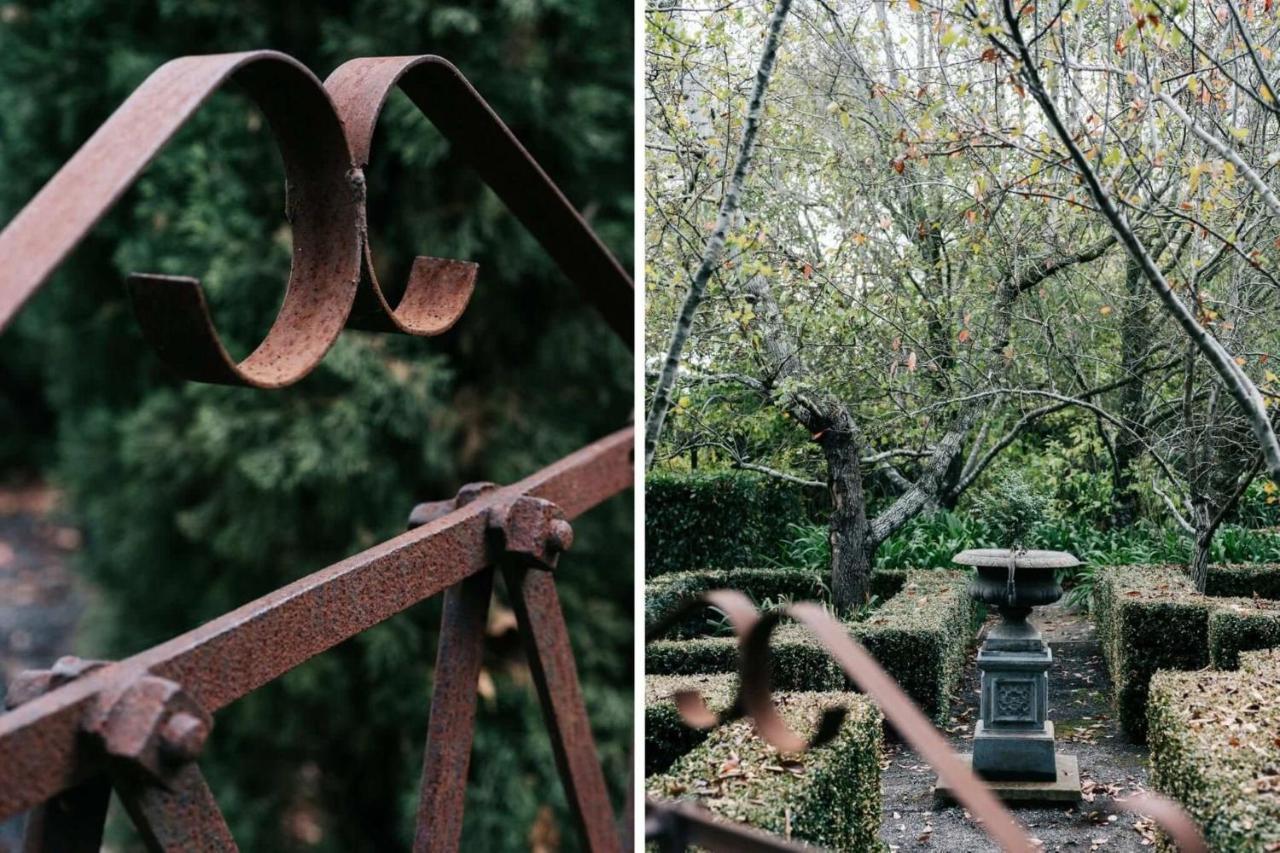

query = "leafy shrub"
[646, 567, 827, 638]
[971, 469, 1054, 549]
[1147, 649, 1280, 852]
[645, 471, 826, 575]
[1204, 563, 1280, 600]
[1093, 565, 1280, 741]
[646, 692, 883, 851]
[645, 623, 844, 691]
[643, 673, 737, 775]
[1208, 606, 1280, 670]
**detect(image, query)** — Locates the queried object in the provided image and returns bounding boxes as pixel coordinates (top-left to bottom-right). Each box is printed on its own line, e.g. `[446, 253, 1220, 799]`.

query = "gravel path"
[879, 602, 1158, 852]
[0, 483, 88, 852]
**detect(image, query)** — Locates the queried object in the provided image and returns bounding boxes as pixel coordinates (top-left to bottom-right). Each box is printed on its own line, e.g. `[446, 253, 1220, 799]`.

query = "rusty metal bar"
[0, 51, 362, 388]
[0, 426, 632, 820]
[113, 762, 237, 852]
[413, 569, 494, 852]
[507, 567, 622, 853]
[324, 56, 634, 347]
[17, 777, 111, 853]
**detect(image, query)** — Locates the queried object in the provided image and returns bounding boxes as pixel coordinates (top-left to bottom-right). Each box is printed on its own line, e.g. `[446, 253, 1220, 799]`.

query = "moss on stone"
[1147, 652, 1280, 852]
[646, 692, 883, 850]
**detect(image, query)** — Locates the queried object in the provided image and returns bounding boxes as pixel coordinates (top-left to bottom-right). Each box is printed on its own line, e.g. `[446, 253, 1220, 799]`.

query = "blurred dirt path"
[0, 482, 89, 852]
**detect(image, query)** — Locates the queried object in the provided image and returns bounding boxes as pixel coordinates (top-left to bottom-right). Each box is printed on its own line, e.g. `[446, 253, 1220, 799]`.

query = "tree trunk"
[1190, 530, 1212, 593]
[823, 420, 873, 612]
[1111, 256, 1148, 527]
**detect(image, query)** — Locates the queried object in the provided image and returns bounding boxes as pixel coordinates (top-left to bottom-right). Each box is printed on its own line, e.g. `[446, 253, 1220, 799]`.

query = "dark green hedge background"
[645, 471, 827, 575]
[0, 2, 631, 850]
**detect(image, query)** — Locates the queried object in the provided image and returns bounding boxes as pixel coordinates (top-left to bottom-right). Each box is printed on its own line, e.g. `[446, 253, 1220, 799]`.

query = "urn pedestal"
[936, 548, 1083, 803]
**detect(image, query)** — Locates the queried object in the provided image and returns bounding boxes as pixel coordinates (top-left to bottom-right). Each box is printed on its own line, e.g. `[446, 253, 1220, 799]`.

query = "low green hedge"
[869, 567, 910, 601]
[1204, 562, 1280, 600]
[646, 567, 828, 639]
[646, 691, 883, 850]
[644, 673, 737, 776]
[1147, 648, 1280, 852]
[856, 570, 974, 721]
[1208, 605, 1280, 669]
[645, 624, 844, 692]
[645, 471, 827, 575]
[645, 571, 975, 722]
[1092, 564, 1280, 741]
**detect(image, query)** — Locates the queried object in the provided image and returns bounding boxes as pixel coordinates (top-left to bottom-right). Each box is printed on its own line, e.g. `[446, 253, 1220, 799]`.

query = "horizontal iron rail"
[0, 425, 633, 820]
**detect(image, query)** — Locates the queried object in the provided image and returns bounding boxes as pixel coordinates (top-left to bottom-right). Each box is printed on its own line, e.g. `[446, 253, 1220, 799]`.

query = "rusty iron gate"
[0, 51, 632, 851]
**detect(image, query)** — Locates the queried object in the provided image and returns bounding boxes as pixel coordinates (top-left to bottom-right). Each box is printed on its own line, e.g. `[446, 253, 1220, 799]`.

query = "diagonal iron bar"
[507, 566, 622, 853]
[413, 569, 495, 852]
[0, 426, 632, 821]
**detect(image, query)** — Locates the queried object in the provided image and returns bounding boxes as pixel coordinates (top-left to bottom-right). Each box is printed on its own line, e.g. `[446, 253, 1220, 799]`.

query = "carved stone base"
[972, 721, 1057, 780]
[935, 754, 1081, 804]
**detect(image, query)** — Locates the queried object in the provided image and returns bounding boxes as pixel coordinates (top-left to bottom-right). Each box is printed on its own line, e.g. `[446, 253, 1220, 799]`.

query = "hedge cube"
[645, 570, 974, 722]
[1093, 564, 1280, 740]
[646, 567, 828, 639]
[1147, 650, 1280, 852]
[1208, 605, 1280, 670]
[647, 692, 883, 850]
[645, 673, 738, 775]
[1204, 562, 1280, 600]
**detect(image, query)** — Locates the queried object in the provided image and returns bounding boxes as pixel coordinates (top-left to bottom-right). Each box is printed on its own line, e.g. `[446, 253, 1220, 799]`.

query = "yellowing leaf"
[1099, 305, 1113, 316]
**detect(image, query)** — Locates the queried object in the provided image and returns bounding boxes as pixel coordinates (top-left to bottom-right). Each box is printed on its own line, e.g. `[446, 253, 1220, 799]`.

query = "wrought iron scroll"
[644, 593, 1209, 853]
[0, 50, 633, 386]
[0, 49, 633, 852]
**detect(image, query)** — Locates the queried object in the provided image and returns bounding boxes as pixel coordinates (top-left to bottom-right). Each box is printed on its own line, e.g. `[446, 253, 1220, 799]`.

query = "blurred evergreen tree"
[0, 2, 632, 850]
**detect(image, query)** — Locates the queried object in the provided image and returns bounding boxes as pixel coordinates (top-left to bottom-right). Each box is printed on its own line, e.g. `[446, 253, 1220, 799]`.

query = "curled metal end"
[127, 275, 250, 386]
[128, 274, 352, 388]
[347, 255, 478, 335]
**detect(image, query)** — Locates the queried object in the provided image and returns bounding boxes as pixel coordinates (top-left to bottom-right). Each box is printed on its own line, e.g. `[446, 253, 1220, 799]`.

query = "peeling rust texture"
[644, 595, 1209, 853]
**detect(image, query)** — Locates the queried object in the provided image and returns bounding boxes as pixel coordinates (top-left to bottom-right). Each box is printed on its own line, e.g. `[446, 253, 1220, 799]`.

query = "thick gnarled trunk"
[822, 423, 874, 612]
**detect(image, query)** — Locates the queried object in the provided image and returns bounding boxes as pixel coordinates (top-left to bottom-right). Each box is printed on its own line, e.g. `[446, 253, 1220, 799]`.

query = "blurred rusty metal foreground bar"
[644, 593, 1209, 853]
[0, 50, 632, 851]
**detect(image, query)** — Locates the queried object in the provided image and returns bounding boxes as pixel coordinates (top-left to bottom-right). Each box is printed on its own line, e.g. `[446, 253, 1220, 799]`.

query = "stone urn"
[953, 548, 1080, 782]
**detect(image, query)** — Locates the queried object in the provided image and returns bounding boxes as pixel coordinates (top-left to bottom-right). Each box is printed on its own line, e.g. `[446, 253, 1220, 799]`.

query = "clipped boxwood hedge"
[855, 570, 974, 721]
[1093, 564, 1280, 741]
[645, 623, 844, 692]
[1147, 648, 1280, 852]
[646, 691, 883, 850]
[645, 673, 737, 776]
[1208, 605, 1280, 670]
[645, 570, 974, 723]
[645, 471, 827, 576]
[646, 567, 828, 638]
[1204, 562, 1280, 600]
